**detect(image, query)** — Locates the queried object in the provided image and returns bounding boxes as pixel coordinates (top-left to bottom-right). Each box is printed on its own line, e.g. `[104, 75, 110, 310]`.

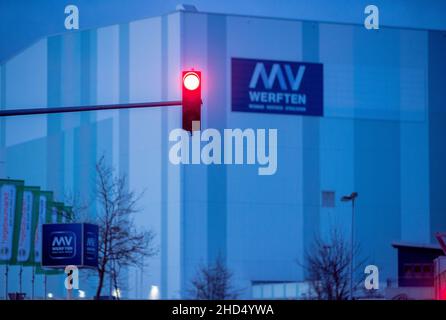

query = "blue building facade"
[0, 9, 445, 299]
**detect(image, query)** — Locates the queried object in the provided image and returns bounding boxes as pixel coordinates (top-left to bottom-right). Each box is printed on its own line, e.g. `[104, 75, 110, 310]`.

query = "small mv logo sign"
[42, 223, 98, 268]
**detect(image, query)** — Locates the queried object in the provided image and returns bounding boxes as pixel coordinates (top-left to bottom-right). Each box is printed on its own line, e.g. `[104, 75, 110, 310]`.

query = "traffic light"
[182, 70, 202, 132]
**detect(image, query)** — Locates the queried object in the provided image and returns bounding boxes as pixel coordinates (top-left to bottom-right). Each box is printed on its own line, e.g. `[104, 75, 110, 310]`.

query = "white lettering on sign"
[52, 235, 73, 247]
[249, 91, 306, 105]
[249, 63, 306, 91]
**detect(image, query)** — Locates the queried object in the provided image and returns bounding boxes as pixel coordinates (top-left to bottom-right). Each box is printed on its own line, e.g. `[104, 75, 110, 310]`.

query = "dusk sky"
[1, 0, 446, 63]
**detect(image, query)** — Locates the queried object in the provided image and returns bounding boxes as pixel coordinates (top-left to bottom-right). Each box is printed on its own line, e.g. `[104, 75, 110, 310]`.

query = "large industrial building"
[0, 6, 445, 299]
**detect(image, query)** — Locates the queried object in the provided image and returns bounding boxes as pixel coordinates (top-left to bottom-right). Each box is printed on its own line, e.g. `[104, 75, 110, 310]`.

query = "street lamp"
[341, 191, 358, 300]
[112, 288, 121, 299]
[149, 285, 160, 300]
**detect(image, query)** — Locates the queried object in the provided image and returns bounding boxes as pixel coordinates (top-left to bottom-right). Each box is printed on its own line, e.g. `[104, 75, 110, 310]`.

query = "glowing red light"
[441, 288, 446, 300]
[183, 72, 200, 90]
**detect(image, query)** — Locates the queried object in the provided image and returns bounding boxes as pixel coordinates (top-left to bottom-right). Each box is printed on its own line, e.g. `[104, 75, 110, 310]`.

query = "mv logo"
[52, 235, 73, 247]
[249, 62, 306, 91]
[64, 265, 79, 290]
[49, 231, 76, 259]
[86, 237, 95, 247]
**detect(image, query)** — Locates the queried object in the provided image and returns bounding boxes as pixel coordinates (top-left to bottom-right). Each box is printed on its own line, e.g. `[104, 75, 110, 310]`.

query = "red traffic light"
[182, 70, 202, 132]
[183, 72, 200, 91]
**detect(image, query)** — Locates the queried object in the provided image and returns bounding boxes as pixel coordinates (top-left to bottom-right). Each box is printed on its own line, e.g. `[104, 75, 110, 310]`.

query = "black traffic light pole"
[0, 70, 201, 133]
[0, 100, 182, 117]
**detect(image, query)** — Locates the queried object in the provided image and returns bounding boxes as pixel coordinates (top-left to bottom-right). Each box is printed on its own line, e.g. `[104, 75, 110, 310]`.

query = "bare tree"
[63, 190, 92, 223]
[300, 229, 365, 300]
[92, 156, 158, 299]
[189, 255, 240, 299]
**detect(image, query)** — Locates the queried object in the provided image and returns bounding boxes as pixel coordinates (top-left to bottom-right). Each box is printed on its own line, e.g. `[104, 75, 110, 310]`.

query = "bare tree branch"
[298, 228, 366, 300]
[189, 254, 241, 300]
[69, 155, 158, 299]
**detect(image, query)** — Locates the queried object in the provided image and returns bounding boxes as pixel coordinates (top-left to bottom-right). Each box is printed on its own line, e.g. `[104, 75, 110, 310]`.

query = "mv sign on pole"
[41, 223, 98, 268]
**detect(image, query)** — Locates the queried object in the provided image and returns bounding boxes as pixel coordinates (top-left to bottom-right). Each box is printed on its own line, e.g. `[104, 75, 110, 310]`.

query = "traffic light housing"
[182, 70, 202, 132]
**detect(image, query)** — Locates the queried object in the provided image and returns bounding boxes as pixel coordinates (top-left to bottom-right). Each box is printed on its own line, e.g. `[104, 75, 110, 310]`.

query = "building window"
[321, 191, 335, 208]
[403, 263, 433, 279]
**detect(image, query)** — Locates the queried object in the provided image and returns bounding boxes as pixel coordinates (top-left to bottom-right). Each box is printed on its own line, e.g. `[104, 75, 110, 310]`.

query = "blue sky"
[1, 0, 446, 63]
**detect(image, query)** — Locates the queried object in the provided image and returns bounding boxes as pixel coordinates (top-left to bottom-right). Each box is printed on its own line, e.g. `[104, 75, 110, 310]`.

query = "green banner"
[17, 186, 40, 266]
[35, 198, 65, 275]
[0, 179, 24, 265]
[62, 205, 74, 223]
[33, 191, 53, 267]
[50, 202, 64, 224]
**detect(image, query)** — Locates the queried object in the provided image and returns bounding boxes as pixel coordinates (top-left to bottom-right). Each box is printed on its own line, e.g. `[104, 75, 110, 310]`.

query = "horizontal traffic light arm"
[0, 100, 182, 117]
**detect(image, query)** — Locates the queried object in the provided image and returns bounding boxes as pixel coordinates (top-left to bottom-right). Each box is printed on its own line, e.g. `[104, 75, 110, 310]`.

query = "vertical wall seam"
[206, 14, 228, 265]
[160, 14, 168, 299]
[302, 21, 320, 279]
[118, 23, 130, 178]
[46, 36, 64, 196]
[0, 65, 6, 148]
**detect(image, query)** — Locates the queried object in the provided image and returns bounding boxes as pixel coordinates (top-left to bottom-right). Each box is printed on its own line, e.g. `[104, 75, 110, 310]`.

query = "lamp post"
[341, 192, 358, 300]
